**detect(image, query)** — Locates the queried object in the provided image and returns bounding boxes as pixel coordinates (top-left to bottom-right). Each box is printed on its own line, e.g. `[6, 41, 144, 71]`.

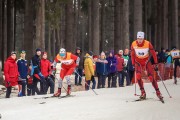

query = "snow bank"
[0, 80, 180, 120]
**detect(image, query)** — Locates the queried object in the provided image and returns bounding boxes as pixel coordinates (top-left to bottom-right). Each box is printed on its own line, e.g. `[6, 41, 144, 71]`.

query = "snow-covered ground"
[0, 80, 180, 120]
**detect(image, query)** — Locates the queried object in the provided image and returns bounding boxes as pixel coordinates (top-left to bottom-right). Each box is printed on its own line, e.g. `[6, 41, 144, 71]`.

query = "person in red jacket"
[131, 31, 163, 101]
[53, 48, 79, 97]
[4, 51, 19, 98]
[40, 52, 54, 94]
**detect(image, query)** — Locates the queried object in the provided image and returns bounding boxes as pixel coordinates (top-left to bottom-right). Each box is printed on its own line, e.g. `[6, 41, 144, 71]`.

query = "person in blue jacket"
[96, 51, 108, 88]
[17, 50, 28, 96]
[106, 50, 117, 88]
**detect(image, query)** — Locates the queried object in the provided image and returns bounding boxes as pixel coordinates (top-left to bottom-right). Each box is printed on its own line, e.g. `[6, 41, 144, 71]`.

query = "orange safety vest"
[56, 52, 74, 65]
[132, 40, 150, 59]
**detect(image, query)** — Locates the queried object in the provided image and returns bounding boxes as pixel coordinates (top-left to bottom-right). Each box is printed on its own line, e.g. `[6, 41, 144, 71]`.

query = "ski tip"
[170, 96, 172, 98]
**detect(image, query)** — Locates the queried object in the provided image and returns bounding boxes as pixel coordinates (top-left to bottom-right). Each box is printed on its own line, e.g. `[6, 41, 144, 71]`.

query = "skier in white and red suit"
[53, 48, 80, 97]
[131, 31, 163, 100]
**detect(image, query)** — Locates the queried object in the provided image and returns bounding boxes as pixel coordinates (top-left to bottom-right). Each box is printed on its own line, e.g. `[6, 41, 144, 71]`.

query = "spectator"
[84, 51, 96, 90]
[106, 50, 117, 88]
[27, 64, 33, 96]
[74, 47, 83, 86]
[40, 52, 54, 94]
[96, 51, 108, 88]
[122, 49, 131, 86]
[171, 47, 180, 84]
[158, 48, 166, 63]
[4, 51, 19, 98]
[164, 49, 173, 80]
[115, 50, 125, 87]
[31, 48, 46, 95]
[17, 50, 28, 97]
[127, 50, 135, 84]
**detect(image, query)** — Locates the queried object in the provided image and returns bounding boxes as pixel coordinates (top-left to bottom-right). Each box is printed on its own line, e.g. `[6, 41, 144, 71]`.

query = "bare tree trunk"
[122, 0, 129, 49]
[24, 0, 34, 61]
[7, 0, 15, 55]
[114, 0, 121, 53]
[47, 22, 52, 58]
[134, 0, 142, 39]
[65, 1, 74, 52]
[88, 0, 92, 51]
[100, 0, 105, 52]
[172, 0, 179, 48]
[35, 0, 45, 51]
[162, 0, 168, 49]
[91, 0, 100, 55]
[3, 0, 7, 61]
[0, 0, 2, 62]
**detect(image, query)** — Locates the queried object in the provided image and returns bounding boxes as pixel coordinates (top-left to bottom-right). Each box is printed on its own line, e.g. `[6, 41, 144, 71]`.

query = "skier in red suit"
[131, 31, 163, 100]
[53, 48, 79, 97]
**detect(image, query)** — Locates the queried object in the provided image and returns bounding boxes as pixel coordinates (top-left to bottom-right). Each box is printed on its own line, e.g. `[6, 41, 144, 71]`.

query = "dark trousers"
[32, 73, 46, 95]
[108, 73, 117, 88]
[128, 70, 134, 84]
[97, 75, 106, 88]
[32, 77, 41, 95]
[121, 70, 131, 86]
[6, 87, 12, 98]
[18, 80, 27, 96]
[45, 77, 55, 94]
[85, 76, 96, 90]
[117, 71, 123, 87]
[27, 84, 33, 96]
[75, 68, 83, 85]
[174, 64, 179, 79]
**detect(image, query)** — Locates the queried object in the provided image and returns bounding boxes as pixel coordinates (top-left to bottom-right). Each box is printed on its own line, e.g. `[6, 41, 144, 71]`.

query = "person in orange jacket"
[53, 48, 79, 97]
[131, 31, 163, 101]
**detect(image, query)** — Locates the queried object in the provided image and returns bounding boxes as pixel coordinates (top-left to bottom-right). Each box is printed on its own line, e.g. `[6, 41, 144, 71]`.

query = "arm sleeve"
[88, 59, 94, 76]
[131, 44, 135, 66]
[149, 43, 158, 64]
[48, 61, 52, 75]
[4, 62, 10, 81]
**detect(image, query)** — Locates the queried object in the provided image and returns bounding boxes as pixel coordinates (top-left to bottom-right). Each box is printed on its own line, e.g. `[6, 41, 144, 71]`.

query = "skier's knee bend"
[66, 75, 71, 85]
[148, 75, 153, 82]
[58, 78, 63, 88]
[136, 73, 141, 80]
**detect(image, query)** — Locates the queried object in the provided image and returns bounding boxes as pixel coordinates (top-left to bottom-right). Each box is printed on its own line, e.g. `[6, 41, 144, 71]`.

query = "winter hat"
[59, 48, 66, 57]
[100, 51, 105, 56]
[11, 51, 17, 55]
[88, 51, 93, 56]
[20, 50, 26, 54]
[137, 31, 144, 39]
[36, 48, 41, 52]
[42, 52, 47, 55]
[119, 50, 123, 53]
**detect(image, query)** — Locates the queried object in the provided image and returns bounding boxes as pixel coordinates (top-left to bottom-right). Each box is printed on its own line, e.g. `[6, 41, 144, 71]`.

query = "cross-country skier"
[131, 31, 163, 101]
[53, 48, 79, 97]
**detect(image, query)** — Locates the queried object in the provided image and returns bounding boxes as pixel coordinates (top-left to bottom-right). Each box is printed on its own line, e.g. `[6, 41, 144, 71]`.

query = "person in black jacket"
[31, 48, 46, 95]
[127, 51, 134, 84]
[74, 47, 83, 86]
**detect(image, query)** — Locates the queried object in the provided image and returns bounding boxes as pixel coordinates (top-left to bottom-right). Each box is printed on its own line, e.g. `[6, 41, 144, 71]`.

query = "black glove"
[7, 81, 11, 87]
[154, 65, 158, 71]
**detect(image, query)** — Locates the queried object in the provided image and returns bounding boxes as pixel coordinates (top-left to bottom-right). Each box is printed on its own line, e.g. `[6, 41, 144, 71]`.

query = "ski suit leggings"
[135, 61, 159, 92]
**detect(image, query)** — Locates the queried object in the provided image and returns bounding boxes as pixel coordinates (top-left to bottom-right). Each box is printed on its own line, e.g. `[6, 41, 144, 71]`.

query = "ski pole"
[157, 71, 172, 98]
[134, 70, 137, 96]
[74, 70, 98, 95]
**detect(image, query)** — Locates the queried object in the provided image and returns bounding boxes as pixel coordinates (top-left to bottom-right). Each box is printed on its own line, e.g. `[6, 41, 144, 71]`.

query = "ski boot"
[67, 85, 71, 95]
[54, 88, 61, 97]
[139, 90, 146, 100]
[156, 90, 164, 103]
[174, 78, 177, 85]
